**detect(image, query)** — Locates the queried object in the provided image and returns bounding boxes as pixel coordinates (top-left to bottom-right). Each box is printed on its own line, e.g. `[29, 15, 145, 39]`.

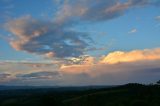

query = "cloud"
[101, 48, 160, 64]
[128, 28, 137, 34]
[0, 71, 62, 86]
[6, 16, 90, 58]
[60, 48, 160, 79]
[155, 16, 160, 21]
[0, 61, 62, 85]
[60, 55, 95, 74]
[17, 71, 61, 80]
[60, 60, 160, 85]
[150, 0, 160, 6]
[1, 60, 55, 68]
[61, 64, 92, 75]
[45, 52, 56, 58]
[0, 73, 14, 82]
[0, 73, 11, 79]
[5, 0, 158, 59]
[1, 48, 160, 85]
[56, 0, 148, 22]
[0, 61, 59, 79]
[2, 0, 160, 85]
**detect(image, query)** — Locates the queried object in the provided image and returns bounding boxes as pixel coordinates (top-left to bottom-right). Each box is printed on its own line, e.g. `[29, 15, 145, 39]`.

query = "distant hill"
[0, 85, 113, 91]
[64, 84, 160, 106]
[0, 84, 159, 106]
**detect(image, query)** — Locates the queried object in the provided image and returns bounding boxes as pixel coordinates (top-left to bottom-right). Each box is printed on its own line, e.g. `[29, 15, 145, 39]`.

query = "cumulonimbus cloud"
[101, 48, 160, 64]
[57, 48, 160, 85]
[60, 48, 160, 76]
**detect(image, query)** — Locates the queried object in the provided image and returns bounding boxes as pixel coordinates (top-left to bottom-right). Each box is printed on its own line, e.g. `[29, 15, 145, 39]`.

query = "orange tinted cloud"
[60, 48, 160, 77]
[45, 52, 55, 58]
[101, 48, 160, 64]
[60, 64, 92, 74]
[60, 56, 94, 74]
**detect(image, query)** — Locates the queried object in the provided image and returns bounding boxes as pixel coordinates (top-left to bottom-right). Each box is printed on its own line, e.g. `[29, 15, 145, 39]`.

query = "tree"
[156, 80, 160, 85]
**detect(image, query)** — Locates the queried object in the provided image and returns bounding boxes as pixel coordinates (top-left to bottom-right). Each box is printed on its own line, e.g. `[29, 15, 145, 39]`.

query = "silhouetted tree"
[156, 80, 160, 85]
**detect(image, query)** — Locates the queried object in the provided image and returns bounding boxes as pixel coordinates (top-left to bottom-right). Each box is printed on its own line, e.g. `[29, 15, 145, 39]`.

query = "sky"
[0, 0, 160, 86]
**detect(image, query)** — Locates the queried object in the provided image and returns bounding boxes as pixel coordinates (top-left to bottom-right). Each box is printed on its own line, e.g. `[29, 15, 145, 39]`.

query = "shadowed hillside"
[0, 84, 160, 106]
[64, 84, 160, 106]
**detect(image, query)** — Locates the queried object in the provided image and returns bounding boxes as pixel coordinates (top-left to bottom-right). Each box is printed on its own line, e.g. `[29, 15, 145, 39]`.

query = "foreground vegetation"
[0, 83, 160, 106]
